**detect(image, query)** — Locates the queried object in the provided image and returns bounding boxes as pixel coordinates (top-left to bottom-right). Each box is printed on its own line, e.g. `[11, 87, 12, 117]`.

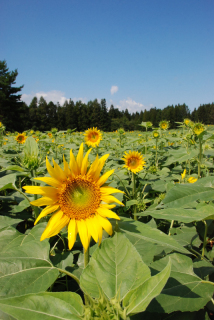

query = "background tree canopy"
[0, 60, 213, 132]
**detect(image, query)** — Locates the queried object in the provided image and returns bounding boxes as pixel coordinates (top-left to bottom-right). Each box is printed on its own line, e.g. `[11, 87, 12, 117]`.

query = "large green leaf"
[161, 184, 214, 208]
[117, 218, 189, 254]
[0, 255, 59, 299]
[141, 205, 214, 223]
[0, 292, 83, 320]
[0, 216, 22, 231]
[147, 253, 214, 313]
[123, 259, 171, 315]
[80, 232, 151, 301]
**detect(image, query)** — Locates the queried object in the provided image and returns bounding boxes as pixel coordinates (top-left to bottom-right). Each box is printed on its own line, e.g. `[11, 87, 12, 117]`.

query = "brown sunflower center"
[58, 176, 101, 220]
[89, 132, 99, 142]
[128, 157, 139, 169]
[17, 135, 24, 141]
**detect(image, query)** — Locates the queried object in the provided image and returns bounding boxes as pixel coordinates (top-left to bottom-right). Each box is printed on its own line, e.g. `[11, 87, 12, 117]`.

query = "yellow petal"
[63, 155, 71, 177]
[87, 155, 99, 179]
[68, 219, 78, 250]
[40, 211, 64, 240]
[85, 217, 99, 243]
[101, 194, 124, 206]
[30, 196, 56, 207]
[96, 207, 120, 220]
[46, 157, 60, 181]
[100, 203, 116, 210]
[81, 148, 92, 175]
[77, 219, 90, 251]
[97, 169, 114, 186]
[96, 214, 113, 236]
[52, 158, 67, 181]
[35, 204, 59, 225]
[76, 143, 84, 174]
[69, 149, 78, 176]
[34, 176, 60, 188]
[23, 186, 58, 199]
[93, 215, 103, 245]
[93, 154, 109, 181]
[100, 186, 124, 195]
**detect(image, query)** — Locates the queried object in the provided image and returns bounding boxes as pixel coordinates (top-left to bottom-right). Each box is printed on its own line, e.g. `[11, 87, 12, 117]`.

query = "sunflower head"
[153, 131, 159, 138]
[15, 133, 27, 144]
[48, 132, 53, 138]
[188, 177, 197, 183]
[23, 143, 123, 251]
[193, 123, 205, 136]
[122, 150, 146, 173]
[118, 128, 125, 135]
[84, 127, 102, 147]
[159, 120, 169, 130]
[184, 118, 191, 126]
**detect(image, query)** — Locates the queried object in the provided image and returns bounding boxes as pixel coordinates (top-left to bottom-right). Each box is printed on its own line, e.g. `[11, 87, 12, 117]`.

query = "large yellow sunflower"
[15, 133, 27, 144]
[159, 120, 169, 130]
[122, 151, 146, 173]
[84, 127, 102, 147]
[23, 143, 123, 251]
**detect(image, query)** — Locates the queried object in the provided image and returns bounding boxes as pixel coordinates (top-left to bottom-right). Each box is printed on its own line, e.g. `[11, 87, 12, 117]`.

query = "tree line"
[0, 60, 214, 132]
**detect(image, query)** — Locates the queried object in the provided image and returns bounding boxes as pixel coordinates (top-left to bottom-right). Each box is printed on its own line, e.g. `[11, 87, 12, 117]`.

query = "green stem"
[113, 173, 131, 198]
[155, 138, 158, 168]
[30, 170, 39, 219]
[83, 248, 90, 305]
[57, 268, 80, 285]
[198, 137, 202, 179]
[202, 219, 208, 259]
[132, 172, 137, 221]
[168, 220, 174, 236]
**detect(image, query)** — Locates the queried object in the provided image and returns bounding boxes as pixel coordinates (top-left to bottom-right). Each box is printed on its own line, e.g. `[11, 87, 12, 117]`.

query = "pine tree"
[0, 60, 24, 131]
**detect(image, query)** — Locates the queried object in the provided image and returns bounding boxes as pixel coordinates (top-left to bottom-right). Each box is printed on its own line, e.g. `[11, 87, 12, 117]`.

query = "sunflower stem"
[155, 138, 158, 168]
[84, 247, 89, 268]
[202, 219, 208, 259]
[30, 170, 39, 219]
[132, 172, 137, 221]
[198, 137, 202, 179]
[57, 268, 80, 285]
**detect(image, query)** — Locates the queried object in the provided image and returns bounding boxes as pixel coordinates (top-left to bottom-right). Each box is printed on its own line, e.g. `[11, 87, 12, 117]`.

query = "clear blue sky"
[1, 0, 213, 113]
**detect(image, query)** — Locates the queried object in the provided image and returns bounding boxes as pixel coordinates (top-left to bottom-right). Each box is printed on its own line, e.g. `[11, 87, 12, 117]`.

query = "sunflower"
[23, 143, 123, 251]
[48, 132, 53, 138]
[181, 169, 186, 180]
[159, 120, 169, 130]
[15, 133, 27, 144]
[122, 151, 146, 173]
[84, 127, 102, 147]
[184, 118, 191, 126]
[193, 123, 205, 136]
[153, 131, 159, 138]
[188, 177, 197, 183]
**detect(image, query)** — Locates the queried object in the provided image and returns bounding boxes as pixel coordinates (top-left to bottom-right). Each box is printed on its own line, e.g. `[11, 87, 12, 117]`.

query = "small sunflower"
[193, 123, 205, 136]
[23, 143, 123, 251]
[122, 151, 146, 173]
[184, 119, 191, 126]
[159, 120, 169, 130]
[15, 133, 27, 144]
[84, 127, 102, 148]
[48, 132, 53, 138]
[153, 131, 159, 138]
[188, 177, 197, 183]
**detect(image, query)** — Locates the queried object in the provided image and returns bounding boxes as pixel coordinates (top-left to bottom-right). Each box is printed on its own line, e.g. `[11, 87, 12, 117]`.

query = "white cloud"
[21, 91, 87, 106]
[116, 98, 153, 113]
[110, 85, 119, 95]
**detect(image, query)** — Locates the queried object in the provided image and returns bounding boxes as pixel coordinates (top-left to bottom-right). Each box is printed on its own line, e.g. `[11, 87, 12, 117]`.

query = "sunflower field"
[1, 121, 214, 320]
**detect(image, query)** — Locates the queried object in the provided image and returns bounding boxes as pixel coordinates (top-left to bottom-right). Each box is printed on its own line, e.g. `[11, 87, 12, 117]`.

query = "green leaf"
[126, 199, 138, 207]
[0, 173, 28, 191]
[0, 292, 83, 320]
[24, 136, 39, 157]
[161, 184, 214, 208]
[147, 253, 214, 313]
[80, 232, 151, 301]
[123, 259, 171, 315]
[0, 216, 22, 231]
[118, 217, 189, 254]
[0, 255, 59, 299]
[142, 204, 214, 223]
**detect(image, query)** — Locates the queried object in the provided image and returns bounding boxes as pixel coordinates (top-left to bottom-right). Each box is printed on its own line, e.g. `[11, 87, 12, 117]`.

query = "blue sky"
[1, 0, 213, 113]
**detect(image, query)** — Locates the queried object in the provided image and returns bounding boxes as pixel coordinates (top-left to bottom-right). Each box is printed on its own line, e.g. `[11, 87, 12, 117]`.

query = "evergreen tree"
[0, 60, 24, 131]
